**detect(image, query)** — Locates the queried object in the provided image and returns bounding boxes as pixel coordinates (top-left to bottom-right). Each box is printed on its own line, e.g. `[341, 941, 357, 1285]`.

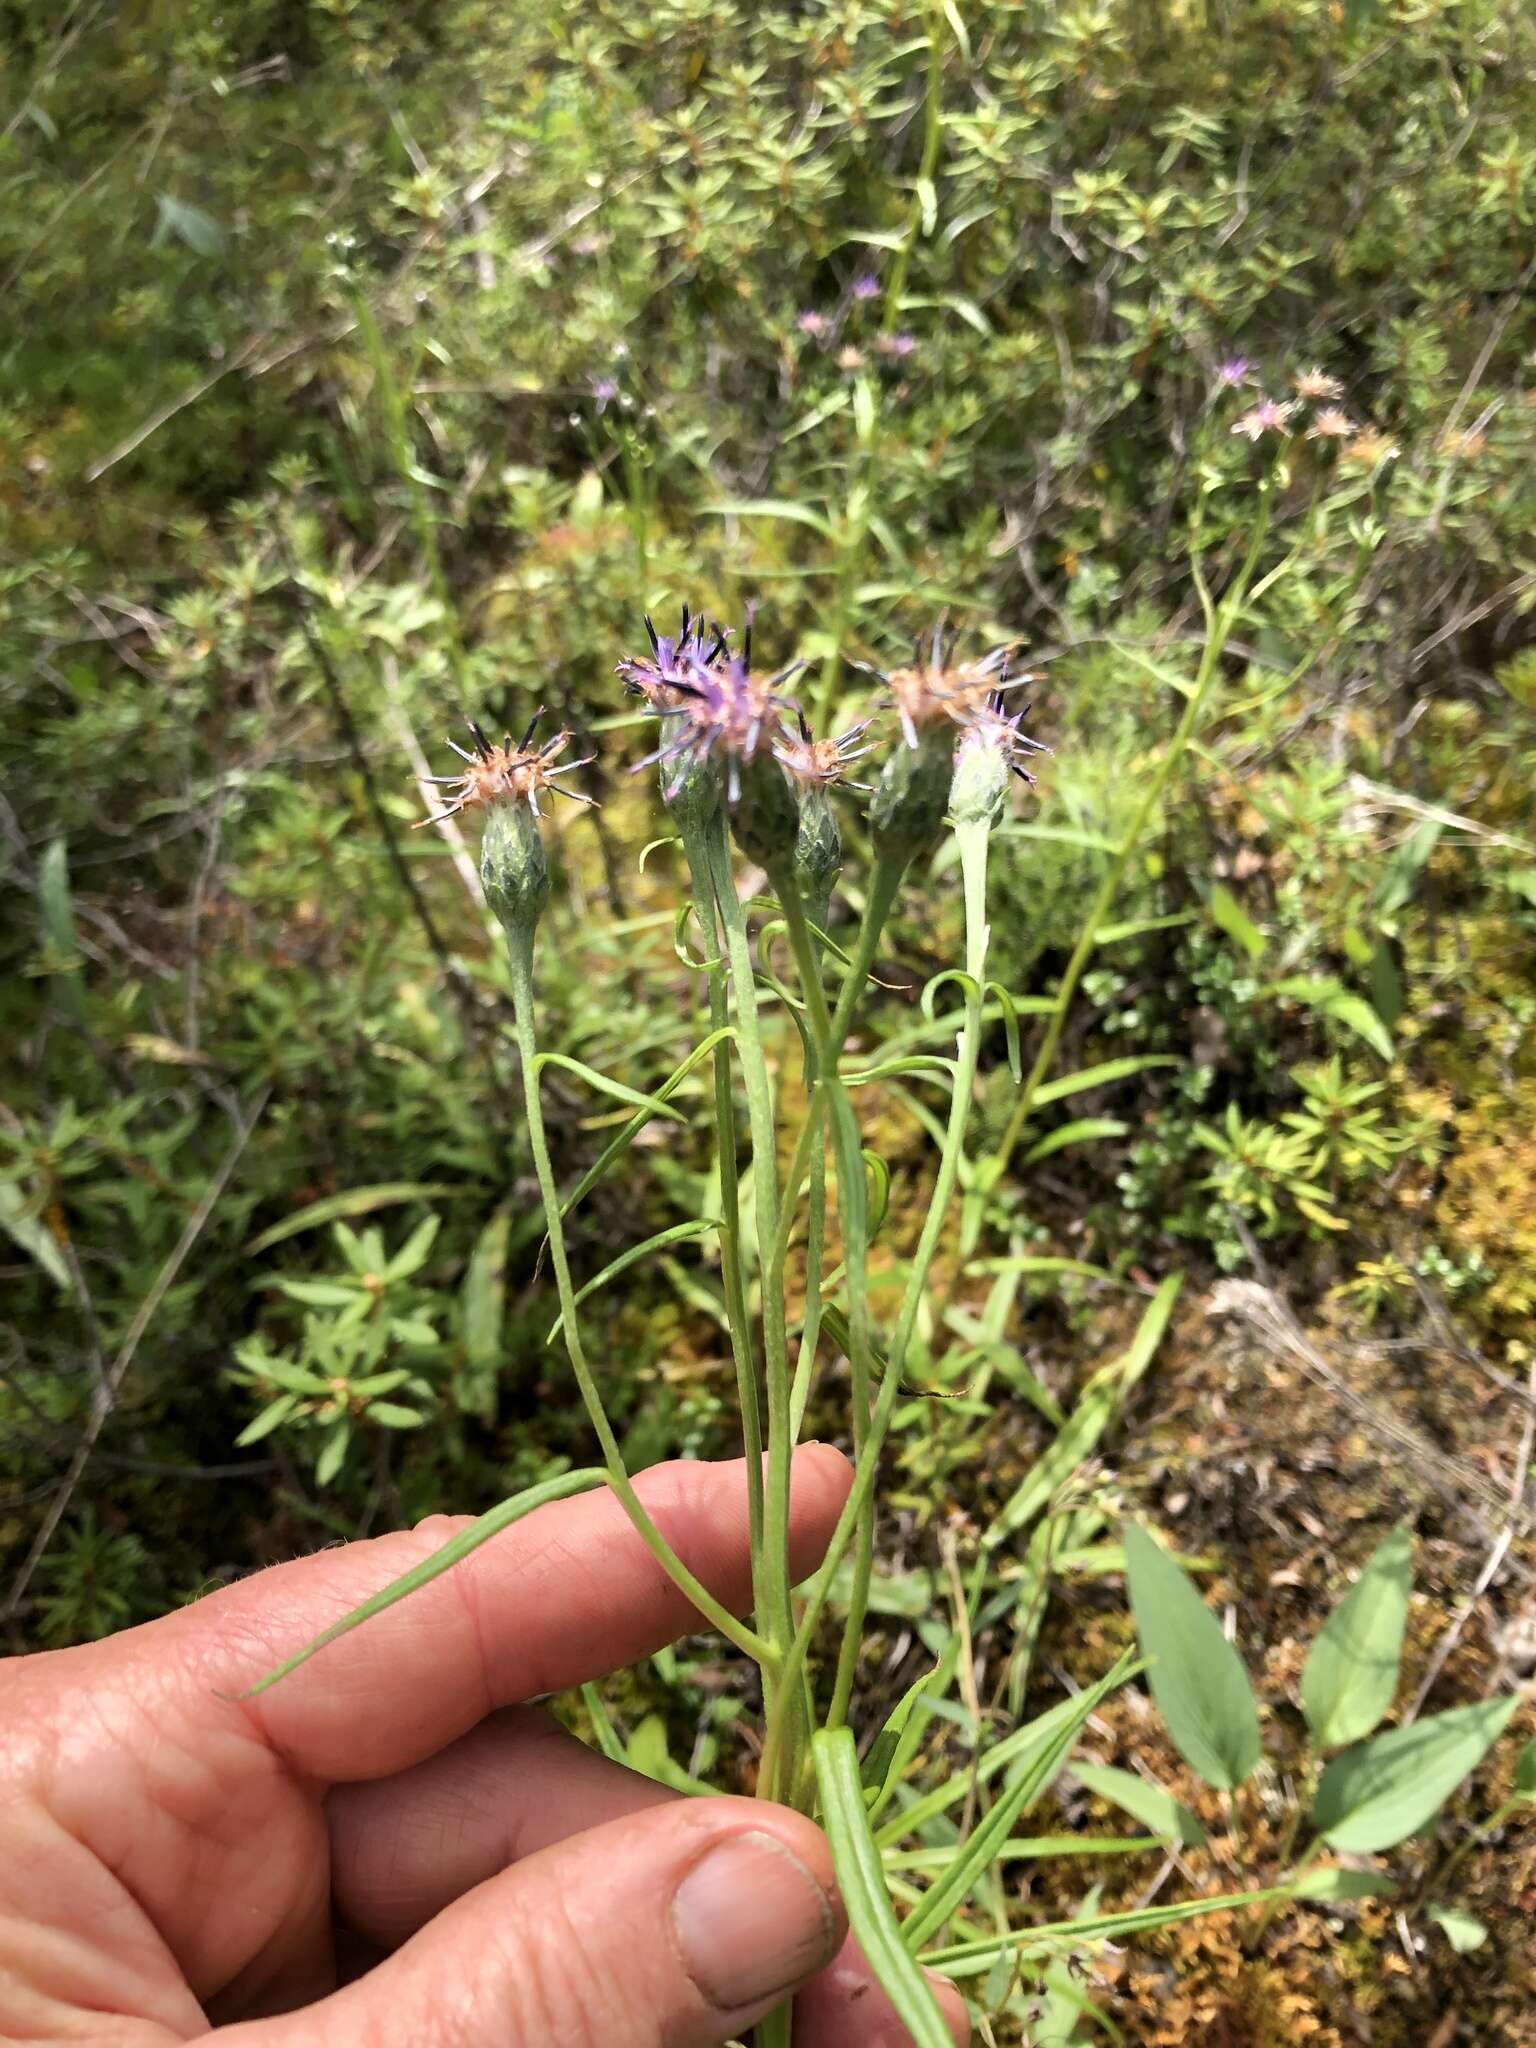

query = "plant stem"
[762, 823, 990, 1775]
[993, 482, 1275, 1176]
[504, 922, 770, 1666]
[702, 833, 802, 1795]
[680, 821, 764, 1564]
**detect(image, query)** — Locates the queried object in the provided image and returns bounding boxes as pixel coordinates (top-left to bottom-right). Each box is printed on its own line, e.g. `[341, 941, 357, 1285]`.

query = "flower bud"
[662, 750, 724, 837]
[869, 723, 954, 860]
[732, 749, 800, 870]
[480, 797, 550, 937]
[949, 724, 1010, 828]
[793, 783, 843, 928]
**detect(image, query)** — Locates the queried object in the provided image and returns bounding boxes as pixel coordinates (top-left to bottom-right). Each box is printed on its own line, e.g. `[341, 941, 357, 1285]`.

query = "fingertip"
[925, 1967, 972, 2046]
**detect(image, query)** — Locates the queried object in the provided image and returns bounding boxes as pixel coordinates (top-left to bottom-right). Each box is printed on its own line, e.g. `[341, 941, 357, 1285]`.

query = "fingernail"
[672, 1829, 837, 2010]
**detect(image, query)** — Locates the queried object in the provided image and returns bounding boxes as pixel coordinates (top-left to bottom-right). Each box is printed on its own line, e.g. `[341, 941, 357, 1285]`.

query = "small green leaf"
[153, 194, 225, 257]
[314, 1421, 351, 1486]
[38, 837, 85, 1024]
[1515, 1739, 1536, 1801]
[0, 1180, 74, 1294]
[234, 1394, 299, 1447]
[1312, 1695, 1520, 1853]
[368, 1402, 426, 1428]
[1071, 1762, 1207, 1848]
[1122, 1521, 1261, 1791]
[1302, 1522, 1413, 1751]
[1209, 883, 1266, 961]
[1427, 1906, 1488, 1954]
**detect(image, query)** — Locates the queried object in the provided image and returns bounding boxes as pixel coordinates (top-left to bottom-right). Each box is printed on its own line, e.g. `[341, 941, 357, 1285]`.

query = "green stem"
[702, 833, 802, 1795]
[505, 922, 770, 1666]
[680, 822, 764, 1565]
[762, 825, 989, 1778]
[994, 481, 1275, 1176]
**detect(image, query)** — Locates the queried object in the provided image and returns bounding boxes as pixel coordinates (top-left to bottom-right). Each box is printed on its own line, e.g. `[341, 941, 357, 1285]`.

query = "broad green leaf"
[988, 1277, 1181, 1545]
[1070, 1762, 1207, 1848]
[1033, 1056, 1179, 1107]
[814, 1730, 957, 2048]
[1301, 1521, 1412, 1750]
[0, 1180, 74, 1294]
[248, 1184, 453, 1256]
[1122, 1520, 1261, 1791]
[1209, 883, 1266, 960]
[1428, 1906, 1487, 1953]
[1313, 1695, 1520, 1853]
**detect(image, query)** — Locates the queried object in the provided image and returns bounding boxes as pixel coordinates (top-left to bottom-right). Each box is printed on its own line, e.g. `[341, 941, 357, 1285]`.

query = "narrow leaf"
[1022, 1118, 1129, 1165]
[1209, 883, 1266, 960]
[236, 1468, 608, 1696]
[1123, 1520, 1261, 1791]
[1033, 1056, 1179, 1107]
[248, 1184, 453, 1256]
[899, 1655, 1136, 1950]
[988, 1277, 1181, 1545]
[1301, 1521, 1413, 1750]
[814, 1729, 957, 2048]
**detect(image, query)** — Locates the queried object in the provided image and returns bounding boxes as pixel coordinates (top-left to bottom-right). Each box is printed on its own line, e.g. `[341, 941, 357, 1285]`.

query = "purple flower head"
[1231, 397, 1298, 441]
[859, 626, 1026, 751]
[628, 610, 802, 804]
[589, 375, 620, 413]
[615, 604, 724, 712]
[418, 711, 596, 827]
[957, 688, 1052, 791]
[795, 310, 830, 338]
[874, 331, 918, 359]
[852, 271, 881, 301]
[1216, 356, 1255, 389]
[773, 709, 877, 792]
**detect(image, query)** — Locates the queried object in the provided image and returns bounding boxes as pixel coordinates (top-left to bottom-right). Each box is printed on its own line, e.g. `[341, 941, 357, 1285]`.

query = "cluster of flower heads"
[416, 612, 1049, 844]
[617, 608, 1048, 805]
[415, 714, 594, 826]
[1219, 359, 1398, 466]
[793, 268, 918, 373]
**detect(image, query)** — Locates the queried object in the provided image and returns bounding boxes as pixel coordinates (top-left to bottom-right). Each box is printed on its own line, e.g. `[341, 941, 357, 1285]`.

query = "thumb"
[226, 1797, 846, 2048]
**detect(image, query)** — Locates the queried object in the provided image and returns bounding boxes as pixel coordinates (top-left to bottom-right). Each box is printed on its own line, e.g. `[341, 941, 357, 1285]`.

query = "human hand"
[1, 1445, 969, 2046]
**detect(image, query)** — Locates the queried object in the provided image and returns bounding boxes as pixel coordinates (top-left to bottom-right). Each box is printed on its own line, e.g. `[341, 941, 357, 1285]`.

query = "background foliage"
[3, 0, 1535, 2036]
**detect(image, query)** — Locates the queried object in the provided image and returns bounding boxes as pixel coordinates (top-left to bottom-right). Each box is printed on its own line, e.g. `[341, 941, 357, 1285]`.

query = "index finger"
[161, 1445, 852, 1782]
